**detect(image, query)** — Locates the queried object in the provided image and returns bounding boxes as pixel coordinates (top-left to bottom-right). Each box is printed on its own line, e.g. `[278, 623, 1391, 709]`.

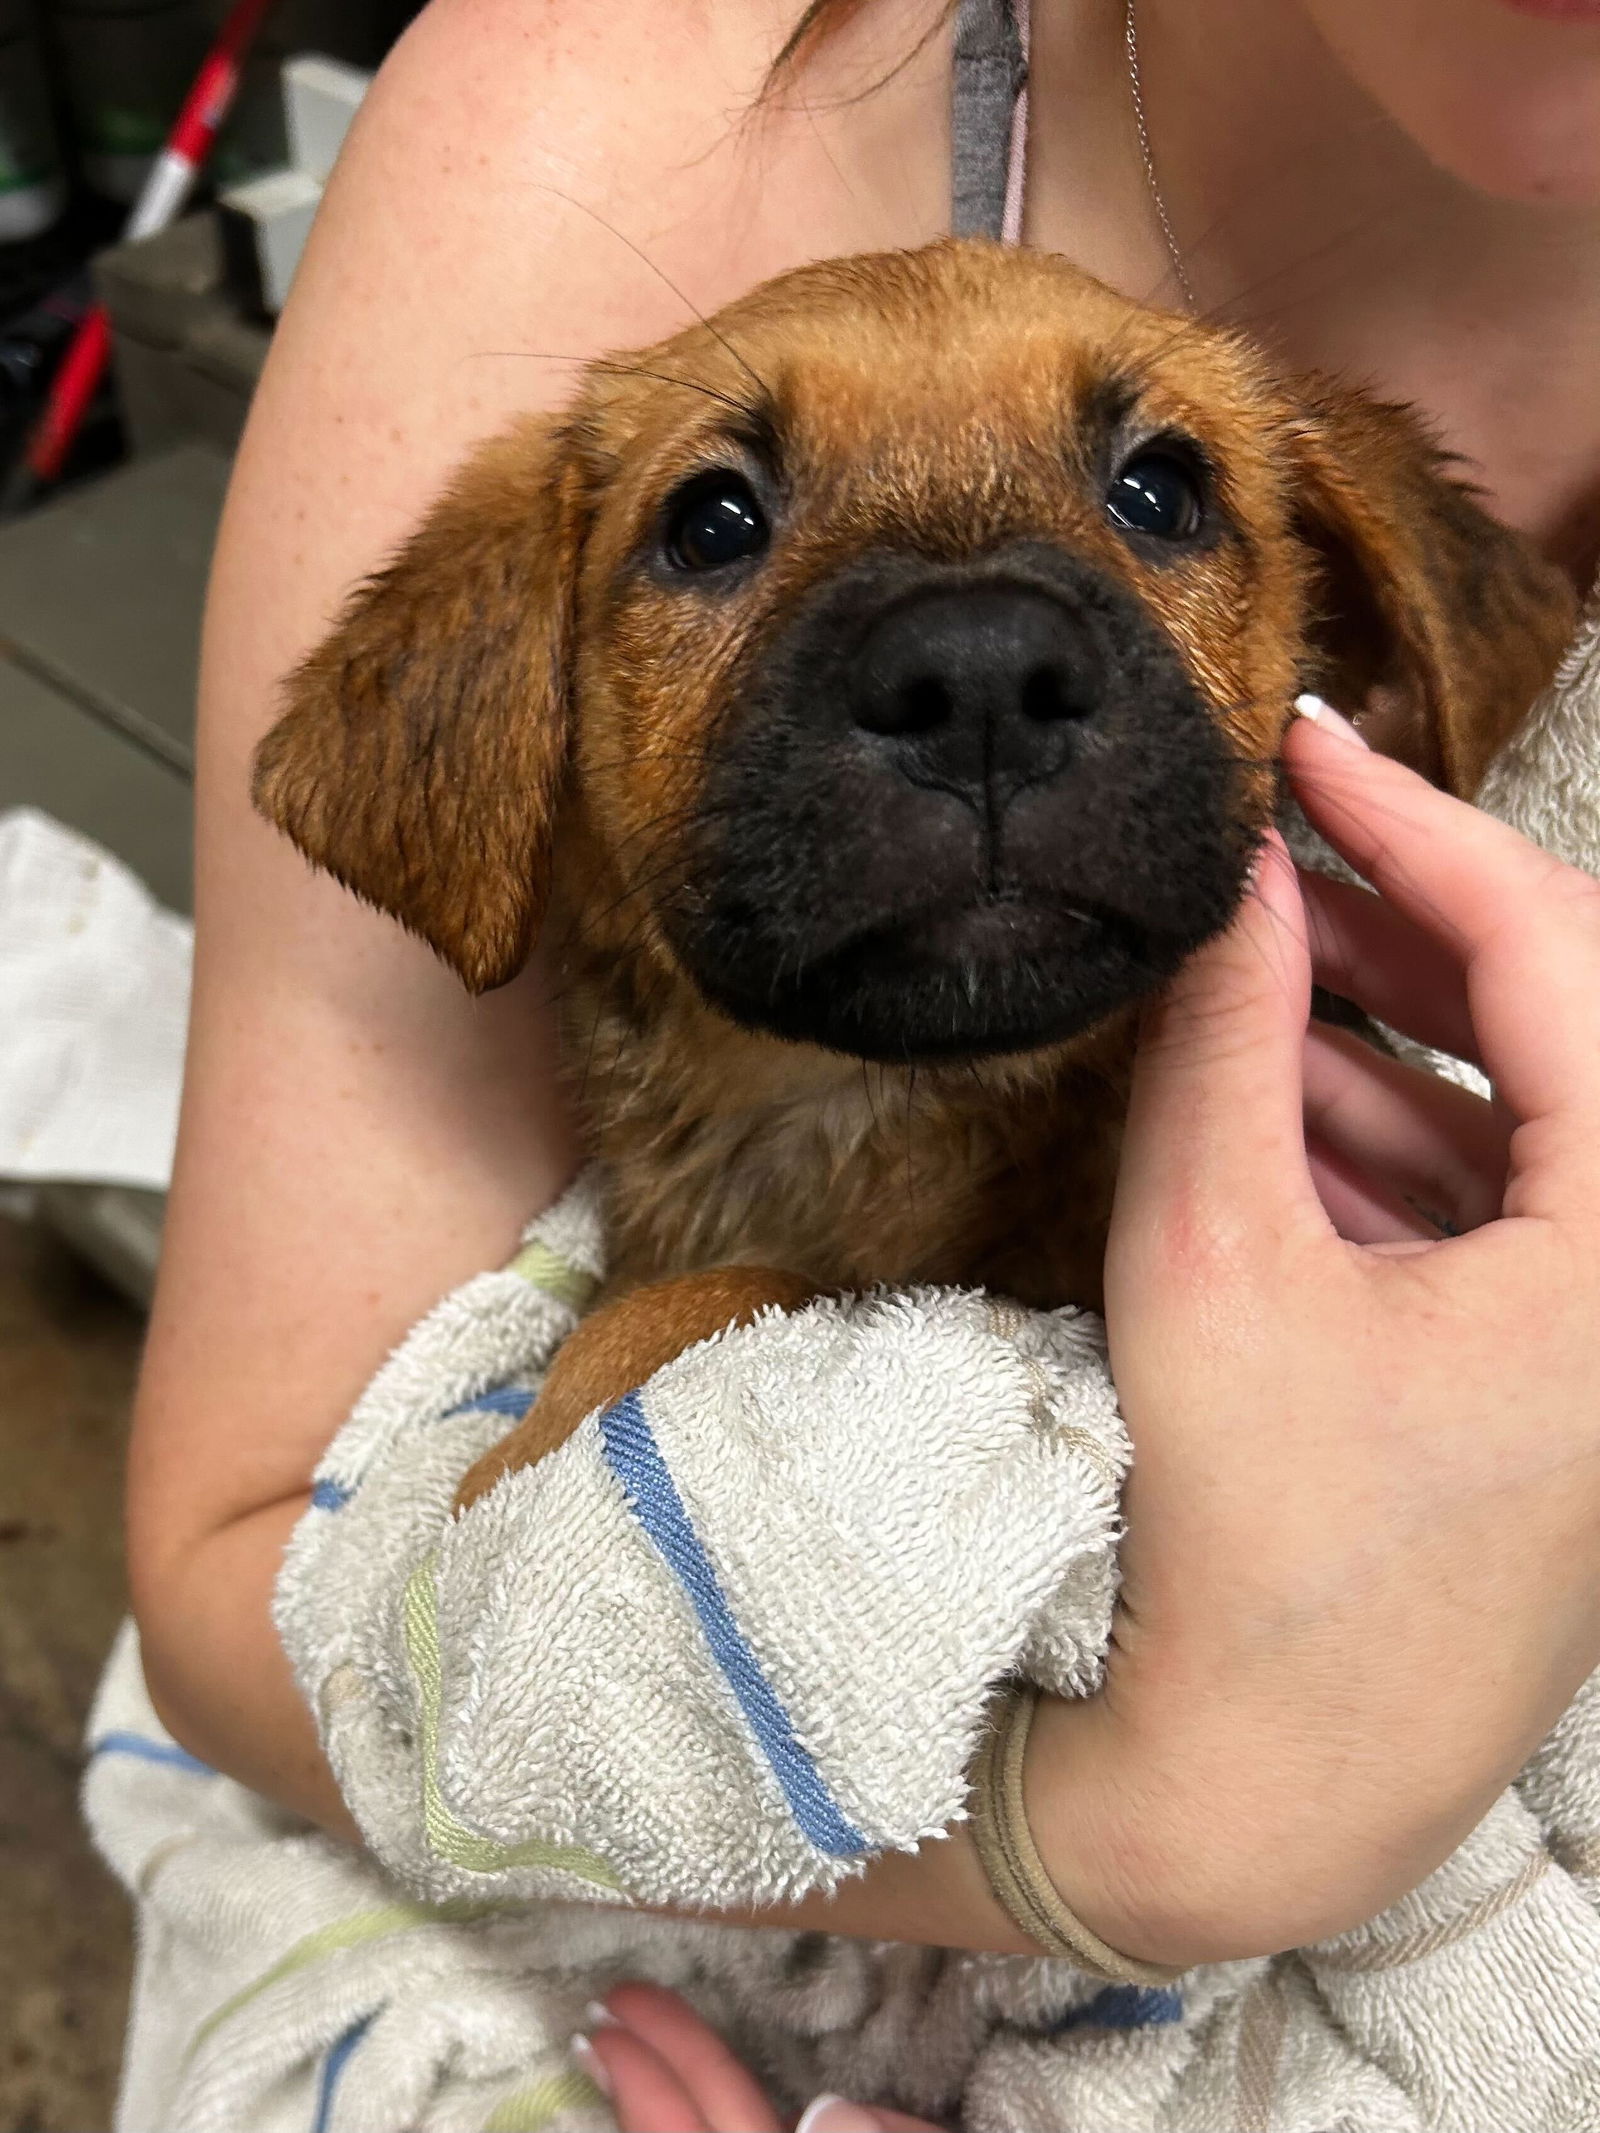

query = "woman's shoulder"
[344, 0, 954, 325]
[234, 0, 953, 628]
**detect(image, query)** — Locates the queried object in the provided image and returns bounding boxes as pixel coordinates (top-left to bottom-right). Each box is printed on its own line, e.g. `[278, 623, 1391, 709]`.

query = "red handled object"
[14, 0, 275, 494]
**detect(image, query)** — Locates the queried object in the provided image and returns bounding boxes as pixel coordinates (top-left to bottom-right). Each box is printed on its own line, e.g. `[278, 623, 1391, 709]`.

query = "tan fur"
[1285, 383, 1575, 792]
[251, 243, 1575, 1498]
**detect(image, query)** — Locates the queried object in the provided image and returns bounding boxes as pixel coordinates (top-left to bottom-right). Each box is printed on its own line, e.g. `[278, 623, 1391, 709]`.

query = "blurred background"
[0, 6, 423, 2120]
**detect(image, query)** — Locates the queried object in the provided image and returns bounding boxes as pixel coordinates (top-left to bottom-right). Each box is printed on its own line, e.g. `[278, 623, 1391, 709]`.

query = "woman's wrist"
[1013, 1684, 1249, 1971]
[1021, 1636, 1524, 1971]
[1020, 1677, 1370, 1970]
[1022, 1668, 1401, 1971]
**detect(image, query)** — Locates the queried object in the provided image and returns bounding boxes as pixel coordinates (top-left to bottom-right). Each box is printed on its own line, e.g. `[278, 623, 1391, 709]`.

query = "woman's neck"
[1028, 0, 1600, 578]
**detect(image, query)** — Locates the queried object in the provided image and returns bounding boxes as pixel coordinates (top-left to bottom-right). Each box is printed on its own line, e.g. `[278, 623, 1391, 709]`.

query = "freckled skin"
[251, 241, 1574, 1497]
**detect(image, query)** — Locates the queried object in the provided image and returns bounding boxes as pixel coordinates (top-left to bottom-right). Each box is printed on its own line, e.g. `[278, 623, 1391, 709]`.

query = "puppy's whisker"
[543, 836, 708, 971]
[593, 362, 760, 418]
[903, 1065, 920, 1212]
[471, 352, 760, 420]
[1236, 845, 1315, 1006]
[588, 833, 738, 932]
[562, 891, 673, 974]
[1197, 215, 1399, 339]
[1123, 100, 1397, 326]
[581, 747, 722, 770]
[527, 182, 772, 401]
[600, 864, 715, 961]
[587, 809, 704, 878]
[1087, 306, 1209, 411]
[577, 796, 744, 898]
[568, 945, 624, 1110]
[859, 1058, 886, 1146]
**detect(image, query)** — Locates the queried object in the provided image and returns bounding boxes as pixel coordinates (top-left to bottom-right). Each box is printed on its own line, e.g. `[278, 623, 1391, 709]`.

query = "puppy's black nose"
[846, 586, 1102, 801]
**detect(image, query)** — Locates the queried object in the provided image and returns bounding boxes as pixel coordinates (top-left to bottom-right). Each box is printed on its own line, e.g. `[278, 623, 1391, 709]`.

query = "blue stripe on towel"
[90, 1730, 217, 1777]
[599, 1387, 868, 1858]
[448, 1386, 536, 1419]
[311, 2011, 377, 2133]
[1049, 1985, 1185, 2033]
[312, 1388, 533, 1516]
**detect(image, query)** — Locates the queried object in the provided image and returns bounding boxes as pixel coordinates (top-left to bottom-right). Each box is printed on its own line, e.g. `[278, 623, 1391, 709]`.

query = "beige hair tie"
[968, 1683, 1186, 1986]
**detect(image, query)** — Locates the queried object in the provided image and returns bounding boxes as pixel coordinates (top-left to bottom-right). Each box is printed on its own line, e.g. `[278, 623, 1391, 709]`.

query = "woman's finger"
[1305, 1128, 1440, 1245]
[598, 1985, 784, 2133]
[1111, 830, 1328, 1293]
[1303, 1022, 1512, 1234]
[1285, 713, 1600, 1154]
[579, 2022, 710, 2133]
[1300, 871, 1481, 1070]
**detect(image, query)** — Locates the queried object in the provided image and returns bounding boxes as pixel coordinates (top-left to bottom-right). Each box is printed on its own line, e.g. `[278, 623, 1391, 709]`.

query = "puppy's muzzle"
[847, 585, 1101, 809]
[671, 544, 1256, 1065]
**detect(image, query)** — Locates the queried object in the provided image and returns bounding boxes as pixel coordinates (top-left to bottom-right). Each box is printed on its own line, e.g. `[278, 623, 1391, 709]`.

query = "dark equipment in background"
[0, 0, 420, 508]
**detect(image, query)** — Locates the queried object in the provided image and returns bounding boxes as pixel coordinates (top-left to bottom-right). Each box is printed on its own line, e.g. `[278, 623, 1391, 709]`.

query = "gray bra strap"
[950, 0, 1027, 239]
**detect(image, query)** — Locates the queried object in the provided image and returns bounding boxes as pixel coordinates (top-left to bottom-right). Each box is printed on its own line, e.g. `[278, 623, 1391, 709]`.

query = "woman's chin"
[1495, 0, 1600, 23]
[1302, 0, 1600, 208]
[1386, 81, 1600, 208]
[1426, 108, 1600, 207]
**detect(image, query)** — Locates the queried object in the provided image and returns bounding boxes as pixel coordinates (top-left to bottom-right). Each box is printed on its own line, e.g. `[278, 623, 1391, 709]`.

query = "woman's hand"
[574, 1984, 943, 2133]
[1035, 704, 1600, 1968]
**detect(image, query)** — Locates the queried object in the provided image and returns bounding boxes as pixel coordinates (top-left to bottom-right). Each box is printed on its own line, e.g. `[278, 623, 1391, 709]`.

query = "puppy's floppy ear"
[1283, 381, 1574, 796]
[252, 414, 588, 992]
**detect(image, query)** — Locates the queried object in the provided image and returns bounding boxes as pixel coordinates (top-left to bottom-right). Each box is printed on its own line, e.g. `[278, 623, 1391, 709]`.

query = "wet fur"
[253, 242, 1574, 1493]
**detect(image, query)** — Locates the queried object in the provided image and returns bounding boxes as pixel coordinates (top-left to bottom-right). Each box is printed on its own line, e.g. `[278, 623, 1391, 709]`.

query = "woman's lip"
[1496, 0, 1600, 19]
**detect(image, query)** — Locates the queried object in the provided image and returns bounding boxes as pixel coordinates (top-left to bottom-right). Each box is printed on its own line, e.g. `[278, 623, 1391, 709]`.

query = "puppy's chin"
[675, 892, 1227, 1065]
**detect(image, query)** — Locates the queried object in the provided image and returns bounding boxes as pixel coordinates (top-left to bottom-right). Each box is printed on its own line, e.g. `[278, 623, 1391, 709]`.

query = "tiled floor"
[0, 1212, 137, 2131]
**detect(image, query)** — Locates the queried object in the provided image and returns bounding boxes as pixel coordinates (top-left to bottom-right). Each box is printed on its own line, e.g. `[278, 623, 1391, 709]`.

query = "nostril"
[1019, 663, 1089, 724]
[857, 672, 952, 737]
[848, 588, 1103, 748]
[898, 675, 951, 733]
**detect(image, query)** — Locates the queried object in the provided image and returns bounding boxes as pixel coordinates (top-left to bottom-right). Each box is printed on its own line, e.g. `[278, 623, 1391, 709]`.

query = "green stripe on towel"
[186, 1898, 498, 2061]
[484, 2070, 606, 2130]
[403, 1555, 623, 1888]
[507, 1238, 598, 1311]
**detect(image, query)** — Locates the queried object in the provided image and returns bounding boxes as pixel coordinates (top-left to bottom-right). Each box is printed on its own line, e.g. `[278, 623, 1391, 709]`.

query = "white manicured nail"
[1292, 692, 1369, 748]
[568, 2032, 613, 2096]
[796, 2097, 883, 2133]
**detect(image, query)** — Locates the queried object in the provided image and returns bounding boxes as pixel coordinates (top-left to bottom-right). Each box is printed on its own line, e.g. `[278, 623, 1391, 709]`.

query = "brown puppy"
[254, 241, 1573, 1508]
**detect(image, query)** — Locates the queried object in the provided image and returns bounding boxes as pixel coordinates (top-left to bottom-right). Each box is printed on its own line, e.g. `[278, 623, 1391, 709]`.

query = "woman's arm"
[128, 0, 1600, 1971]
[126, 0, 949, 1830]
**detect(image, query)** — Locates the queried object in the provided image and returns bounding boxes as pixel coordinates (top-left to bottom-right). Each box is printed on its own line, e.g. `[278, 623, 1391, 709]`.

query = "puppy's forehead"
[602, 244, 1275, 473]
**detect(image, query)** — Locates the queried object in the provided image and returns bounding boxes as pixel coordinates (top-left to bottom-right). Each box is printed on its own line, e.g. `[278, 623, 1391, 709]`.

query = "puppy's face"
[256, 243, 1572, 1069]
[575, 258, 1285, 1063]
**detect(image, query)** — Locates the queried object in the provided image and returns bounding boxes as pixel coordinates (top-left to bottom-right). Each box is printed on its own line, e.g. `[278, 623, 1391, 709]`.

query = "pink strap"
[1000, 0, 1030, 245]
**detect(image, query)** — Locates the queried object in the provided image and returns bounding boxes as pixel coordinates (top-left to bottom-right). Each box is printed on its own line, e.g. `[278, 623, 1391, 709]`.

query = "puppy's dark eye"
[1105, 450, 1205, 541]
[664, 473, 770, 572]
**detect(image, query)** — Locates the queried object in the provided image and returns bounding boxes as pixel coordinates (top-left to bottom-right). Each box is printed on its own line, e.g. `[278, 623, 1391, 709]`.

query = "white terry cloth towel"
[0, 808, 191, 1190]
[85, 595, 1600, 2133]
[87, 1179, 1600, 2132]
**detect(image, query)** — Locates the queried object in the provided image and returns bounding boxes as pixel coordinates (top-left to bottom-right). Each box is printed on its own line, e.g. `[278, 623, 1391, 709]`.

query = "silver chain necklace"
[1124, 0, 1198, 314]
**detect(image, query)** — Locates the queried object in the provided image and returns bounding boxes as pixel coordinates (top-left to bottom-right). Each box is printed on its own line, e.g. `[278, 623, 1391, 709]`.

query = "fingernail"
[1292, 692, 1369, 748]
[568, 2032, 613, 2098]
[582, 1998, 622, 2029]
[796, 2098, 883, 2133]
